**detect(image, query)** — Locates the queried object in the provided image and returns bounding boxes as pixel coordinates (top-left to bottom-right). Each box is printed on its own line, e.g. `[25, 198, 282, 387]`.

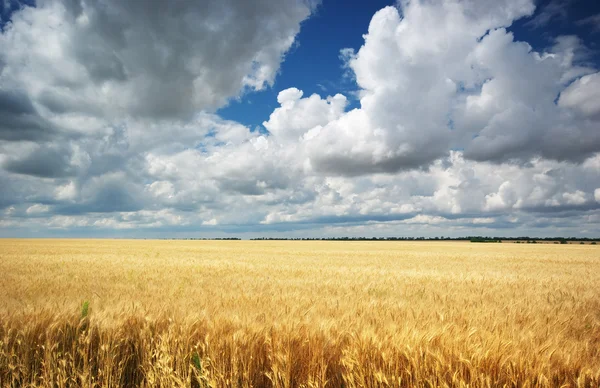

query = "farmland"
[1, 239, 599, 387]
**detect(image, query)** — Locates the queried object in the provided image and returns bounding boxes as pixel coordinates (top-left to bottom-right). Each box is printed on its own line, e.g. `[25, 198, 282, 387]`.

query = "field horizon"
[1, 239, 599, 387]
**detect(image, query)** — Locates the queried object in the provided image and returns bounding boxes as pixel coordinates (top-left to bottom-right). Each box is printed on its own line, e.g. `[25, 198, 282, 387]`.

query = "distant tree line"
[159, 237, 242, 240]
[149, 236, 598, 243]
[250, 236, 599, 243]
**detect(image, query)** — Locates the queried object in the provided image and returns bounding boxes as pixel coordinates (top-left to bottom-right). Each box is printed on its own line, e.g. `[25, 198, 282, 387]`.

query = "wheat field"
[0, 239, 599, 387]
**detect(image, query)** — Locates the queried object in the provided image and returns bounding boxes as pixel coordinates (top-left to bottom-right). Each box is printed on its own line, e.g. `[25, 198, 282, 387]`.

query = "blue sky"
[1, 0, 600, 238]
[218, 0, 396, 128]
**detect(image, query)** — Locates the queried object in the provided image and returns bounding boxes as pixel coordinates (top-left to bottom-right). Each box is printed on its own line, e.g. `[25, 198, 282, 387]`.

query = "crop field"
[0, 239, 599, 387]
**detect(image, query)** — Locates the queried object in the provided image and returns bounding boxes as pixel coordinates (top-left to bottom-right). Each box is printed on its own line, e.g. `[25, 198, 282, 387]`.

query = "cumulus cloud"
[298, 1, 599, 173]
[263, 88, 347, 142]
[0, 0, 317, 223]
[5, 148, 599, 236]
[559, 72, 600, 119]
[1, 0, 599, 237]
[0, 0, 316, 119]
[26, 203, 50, 215]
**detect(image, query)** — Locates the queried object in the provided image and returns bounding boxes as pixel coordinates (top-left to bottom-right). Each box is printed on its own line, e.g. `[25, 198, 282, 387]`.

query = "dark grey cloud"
[308, 213, 415, 225]
[218, 179, 267, 196]
[17, 0, 318, 120]
[522, 202, 600, 214]
[83, 183, 141, 213]
[311, 150, 441, 177]
[217, 175, 291, 196]
[0, 89, 58, 141]
[0, 174, 18, 209]
[36, 89, 103, 116]
[463, 104, 600, 165]
[51, 173, 144, 214]
[2, 144, 77, 178]
[0, 88, 34, 114]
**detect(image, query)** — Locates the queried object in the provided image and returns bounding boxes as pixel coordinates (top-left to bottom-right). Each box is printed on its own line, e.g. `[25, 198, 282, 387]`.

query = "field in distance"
[1, 239, 599, 387]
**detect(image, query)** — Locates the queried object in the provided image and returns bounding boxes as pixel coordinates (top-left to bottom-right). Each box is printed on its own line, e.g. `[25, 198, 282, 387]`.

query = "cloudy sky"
[1, 0, 600, 238]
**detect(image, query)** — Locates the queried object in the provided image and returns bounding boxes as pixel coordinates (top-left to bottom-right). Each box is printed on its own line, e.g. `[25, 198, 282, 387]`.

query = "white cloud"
[54, 181, 78, 201]
[26, 203, 50, 214]
[1, 0, 600, 237]
[404, 215, 447, 225]
[562, 191, 587, 205]
[297, 1, 599, 173]
[559, 72, 600, 119]
[203, 219, 218, 226]
[485, 181, 517, 211]
[472, 217, 496, 225]
[147, 181, 175, 200]
[263, 88, 347, 142]
[0, 0, 316, 119]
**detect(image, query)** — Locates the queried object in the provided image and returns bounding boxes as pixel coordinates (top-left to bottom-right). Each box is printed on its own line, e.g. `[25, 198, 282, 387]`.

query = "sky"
[0, 0, 599, 239]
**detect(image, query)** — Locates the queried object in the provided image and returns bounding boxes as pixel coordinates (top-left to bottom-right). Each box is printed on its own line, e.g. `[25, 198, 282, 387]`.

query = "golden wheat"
[0, 239, 599, 387]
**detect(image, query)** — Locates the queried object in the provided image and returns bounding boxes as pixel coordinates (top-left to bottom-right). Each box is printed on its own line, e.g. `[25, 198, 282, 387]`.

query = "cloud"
[559, 72, 600, 119]
[577, 13, 600, 33]
[298, 1, 599, 173]
[80, 173, 144, 213]
[7, 148, 599, 237]
[0, 89, 60, 141]
[457, 35, 599, 163]
[524, 0, 572, 29]
[3, 150, 70, 178]
[0, 0, 317, 120]
[0, 0, 600, 237]
[26, 203, 50, 215]
[263, 88, 347, 142]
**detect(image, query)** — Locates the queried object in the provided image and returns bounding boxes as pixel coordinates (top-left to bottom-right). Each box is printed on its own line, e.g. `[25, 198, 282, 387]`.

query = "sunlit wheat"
[0, 239, 599, 387]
